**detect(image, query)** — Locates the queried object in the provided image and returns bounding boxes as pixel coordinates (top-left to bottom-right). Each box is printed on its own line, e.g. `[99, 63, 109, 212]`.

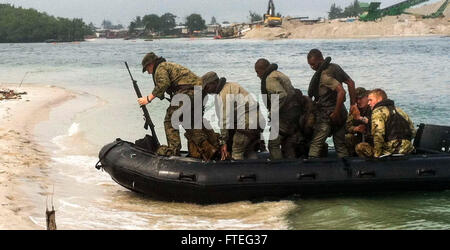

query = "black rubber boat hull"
[97, 138, 450, 204]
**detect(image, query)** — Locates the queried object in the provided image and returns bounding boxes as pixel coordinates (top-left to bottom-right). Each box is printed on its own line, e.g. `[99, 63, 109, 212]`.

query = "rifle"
[124, 61, 160, 145]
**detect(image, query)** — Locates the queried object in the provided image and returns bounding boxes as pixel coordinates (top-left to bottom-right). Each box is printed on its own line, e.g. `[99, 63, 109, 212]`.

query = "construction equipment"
[360, 0, 430, 21]
[263, 0, 282, 27]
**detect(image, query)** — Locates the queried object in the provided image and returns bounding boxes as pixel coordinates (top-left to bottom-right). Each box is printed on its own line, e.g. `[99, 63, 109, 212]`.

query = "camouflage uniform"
[216, 82, 265, 160]
[151, 61, 207, 156]
[345, 105, 372, 156]
[264, 69, 302, 160]
[309, 63, 350, 158]
[355, 101, 416, 158]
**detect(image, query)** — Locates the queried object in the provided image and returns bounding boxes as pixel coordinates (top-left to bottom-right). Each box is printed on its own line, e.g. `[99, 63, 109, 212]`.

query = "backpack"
[385, 106, 413, 141]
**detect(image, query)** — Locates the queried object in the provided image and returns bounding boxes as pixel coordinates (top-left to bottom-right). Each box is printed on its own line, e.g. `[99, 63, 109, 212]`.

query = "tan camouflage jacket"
[216, 82, 264, 143]
[266, 70, 296, 111]
[152, 62, 202, 99]
[371, 105, 416, 157]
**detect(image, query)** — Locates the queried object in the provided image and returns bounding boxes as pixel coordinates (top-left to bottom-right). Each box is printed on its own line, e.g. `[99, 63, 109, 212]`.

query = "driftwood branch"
[0, 89, 27, 100]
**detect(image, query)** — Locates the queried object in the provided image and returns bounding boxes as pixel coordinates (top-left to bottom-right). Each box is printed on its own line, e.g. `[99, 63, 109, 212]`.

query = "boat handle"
[238, 174, 257, 182]
[356, 170, 376, 178]
[297, 173, 316, 180]
[178, 172, 197, 182]
[416, 169, 436, 176]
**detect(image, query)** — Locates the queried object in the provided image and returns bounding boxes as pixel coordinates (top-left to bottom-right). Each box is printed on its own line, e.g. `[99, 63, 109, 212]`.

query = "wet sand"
[0, 83, 75, 229]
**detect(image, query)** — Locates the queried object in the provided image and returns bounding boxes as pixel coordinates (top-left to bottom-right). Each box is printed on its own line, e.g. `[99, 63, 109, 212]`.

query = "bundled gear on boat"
[135, 134, 160, 153]
[185, 127, 221, 161]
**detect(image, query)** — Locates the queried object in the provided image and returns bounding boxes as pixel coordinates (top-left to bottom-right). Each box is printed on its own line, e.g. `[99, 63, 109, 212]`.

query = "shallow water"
[1, 37, 449, 229]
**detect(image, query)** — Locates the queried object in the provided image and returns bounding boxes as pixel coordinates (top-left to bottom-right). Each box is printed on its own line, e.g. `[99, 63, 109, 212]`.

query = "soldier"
[345, 87, 372, 156]
[255, 58, 303, 160]
[138, 52, 215, 158]
[306, 49, 356, 158]
[355, 88, 416, 158]
[202, 72, 265, 160]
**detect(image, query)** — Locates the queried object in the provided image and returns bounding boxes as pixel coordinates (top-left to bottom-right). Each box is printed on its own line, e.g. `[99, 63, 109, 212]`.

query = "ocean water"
[0, 37, 449, 229]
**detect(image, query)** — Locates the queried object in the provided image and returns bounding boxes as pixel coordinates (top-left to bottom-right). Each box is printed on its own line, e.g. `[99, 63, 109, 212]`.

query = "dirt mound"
[243, 15, 450, 40]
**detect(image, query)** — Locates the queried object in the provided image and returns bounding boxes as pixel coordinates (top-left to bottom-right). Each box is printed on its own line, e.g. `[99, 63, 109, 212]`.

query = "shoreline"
[242, 33, 449, 41]
[0, 83, 76, 229]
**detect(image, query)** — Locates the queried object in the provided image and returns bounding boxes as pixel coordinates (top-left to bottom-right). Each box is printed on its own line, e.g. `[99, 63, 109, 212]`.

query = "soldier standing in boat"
[345, 87, 372, 156]
[138, 52, 216, 158]
[306, 49, 356, 158]
[201, 71, 265, 160]
[255, 58, 304, 160]
[355, 88, 416, 158]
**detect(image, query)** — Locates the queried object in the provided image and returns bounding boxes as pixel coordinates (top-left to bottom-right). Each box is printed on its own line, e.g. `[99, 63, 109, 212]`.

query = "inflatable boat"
[95, 124, 450, 204]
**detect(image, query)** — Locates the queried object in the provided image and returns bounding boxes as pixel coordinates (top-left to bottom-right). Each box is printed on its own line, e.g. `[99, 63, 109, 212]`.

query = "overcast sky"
[0, 0, 440, 26]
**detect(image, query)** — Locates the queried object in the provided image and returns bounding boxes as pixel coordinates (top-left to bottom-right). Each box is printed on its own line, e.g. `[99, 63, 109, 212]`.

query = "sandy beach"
[244, 0, 450, 40]
[244, 15, 450, 40]
[0, 83, 75, 229]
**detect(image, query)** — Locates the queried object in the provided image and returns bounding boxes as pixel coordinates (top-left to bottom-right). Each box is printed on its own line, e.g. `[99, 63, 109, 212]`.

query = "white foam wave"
[67, 122, 79, 136]
[51, 155, 97, 167]
[51, 122, 80, 152]
[51, 155, 112, 184]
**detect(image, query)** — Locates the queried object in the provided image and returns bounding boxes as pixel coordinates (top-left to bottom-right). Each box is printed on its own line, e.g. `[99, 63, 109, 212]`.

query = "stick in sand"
[46, 186, 57, 230]
[19, 72, 29, 88]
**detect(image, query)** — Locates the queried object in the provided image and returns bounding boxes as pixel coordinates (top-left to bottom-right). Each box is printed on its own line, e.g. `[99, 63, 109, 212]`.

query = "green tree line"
[0, 4, 94, 43]
[328, 0, 364, 20]
[129, 13, 178, 35]
[128, 13, 206, 35]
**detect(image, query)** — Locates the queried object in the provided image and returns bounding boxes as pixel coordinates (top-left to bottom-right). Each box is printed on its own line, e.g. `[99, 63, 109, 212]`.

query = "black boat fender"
[95, 138, 124, 170]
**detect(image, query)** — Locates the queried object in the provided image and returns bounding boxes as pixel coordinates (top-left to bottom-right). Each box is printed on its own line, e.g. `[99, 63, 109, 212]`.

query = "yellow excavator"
[264, 0, 282, 27]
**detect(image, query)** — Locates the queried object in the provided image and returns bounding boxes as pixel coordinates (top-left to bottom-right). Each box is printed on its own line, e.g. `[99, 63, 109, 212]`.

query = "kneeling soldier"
[345, 87, 372, 156]
[355, 88, 416, 158]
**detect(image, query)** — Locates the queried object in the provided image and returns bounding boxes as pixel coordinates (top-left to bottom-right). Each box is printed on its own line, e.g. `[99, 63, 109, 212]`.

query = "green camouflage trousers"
[268, 132, 300, 160]
[309, 120, 349, 158]
[231, 131, 259, 160]
[156, 92, 208, 157]
[355, 139, 414, 158]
